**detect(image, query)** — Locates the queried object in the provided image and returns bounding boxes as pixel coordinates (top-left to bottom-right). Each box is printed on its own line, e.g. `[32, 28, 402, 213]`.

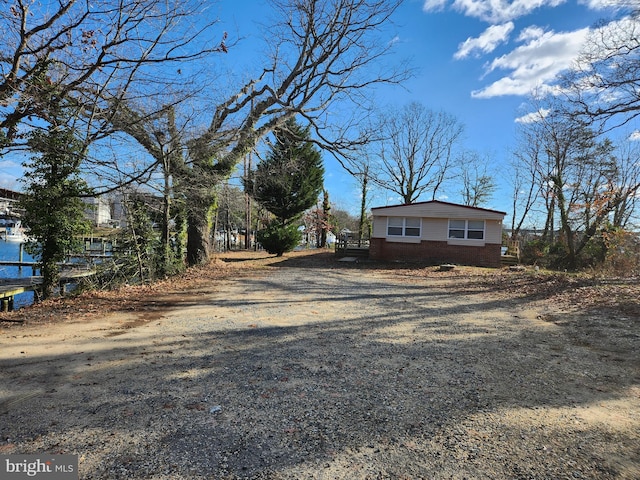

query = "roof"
[0, 188, 22, 201]
[371, 200, 506, 219]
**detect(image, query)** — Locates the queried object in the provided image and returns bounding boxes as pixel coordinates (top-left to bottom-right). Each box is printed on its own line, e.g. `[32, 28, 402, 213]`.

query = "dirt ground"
[0, 249, 638, 479]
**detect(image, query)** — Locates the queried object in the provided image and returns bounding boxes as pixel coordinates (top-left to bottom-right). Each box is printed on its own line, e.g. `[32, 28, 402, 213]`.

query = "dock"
[0, 260, 40, 275]
[0, 269, 96, 312]
[0, 237, 113, 312]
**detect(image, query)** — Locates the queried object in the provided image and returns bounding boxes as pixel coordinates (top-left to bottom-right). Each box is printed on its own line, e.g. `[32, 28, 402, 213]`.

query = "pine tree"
[247, 119, 324, 255]
[248, 119, 324, 227]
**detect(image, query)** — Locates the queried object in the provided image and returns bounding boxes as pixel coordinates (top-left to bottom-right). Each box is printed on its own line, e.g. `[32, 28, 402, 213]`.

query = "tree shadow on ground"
[0, 255, 638, 479]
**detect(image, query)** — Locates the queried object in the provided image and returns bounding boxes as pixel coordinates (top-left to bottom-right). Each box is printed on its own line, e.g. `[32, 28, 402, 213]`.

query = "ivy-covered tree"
[20, 125, 92, 299]
[115, 191, 161, 284]
[247, 119, 324, 255]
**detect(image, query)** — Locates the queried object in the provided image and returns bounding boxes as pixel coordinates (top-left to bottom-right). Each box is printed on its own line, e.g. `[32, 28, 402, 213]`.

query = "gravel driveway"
[1, 251, 638, 479]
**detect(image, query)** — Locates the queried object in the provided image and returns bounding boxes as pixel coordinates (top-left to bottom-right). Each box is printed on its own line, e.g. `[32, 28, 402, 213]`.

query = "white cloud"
[472, 27, 589, 98]
[517, 25, 545, 42]
[454, 22, 514, 59]
[424, 0, 567, 23]
[423, 0, 448, 11]
[423, 0, 624, 22]
[629, 130, 640, 141]
[515, 108, 550, 123]
[578, 0, 625, 9]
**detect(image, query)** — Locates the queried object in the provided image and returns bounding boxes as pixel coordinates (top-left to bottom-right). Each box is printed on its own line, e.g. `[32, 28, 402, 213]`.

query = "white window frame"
[387, 217, 422, 237]
[448, 219, 485, 240]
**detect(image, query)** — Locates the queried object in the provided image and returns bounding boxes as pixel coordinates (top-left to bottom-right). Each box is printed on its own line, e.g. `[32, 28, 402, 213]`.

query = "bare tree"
[563, 7, 640, 129]
[518, 100, 640, 269]
[0, 0, 227, 270]
[336, 141, 376, 243]
[370, 102, 463, 204]
[457, 150, 496, 207]
[7, 0, 407, 266]
[356, 164, 372, 244]
[0, 0, 227, 146]
[507, 127, 545, 239]
[168, 0, 408, 264]
[609, 139, 640, 229]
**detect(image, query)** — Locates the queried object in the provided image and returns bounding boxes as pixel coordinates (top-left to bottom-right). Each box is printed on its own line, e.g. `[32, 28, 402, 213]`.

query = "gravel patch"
[0, 251, 638, 479]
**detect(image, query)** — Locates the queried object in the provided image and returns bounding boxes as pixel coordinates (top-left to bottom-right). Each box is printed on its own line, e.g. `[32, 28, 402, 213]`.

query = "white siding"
[372, 216, 387, 238]
[484, 219, 502, 243]
[371, 201, 505, 244]
[422, 218, 448, 241]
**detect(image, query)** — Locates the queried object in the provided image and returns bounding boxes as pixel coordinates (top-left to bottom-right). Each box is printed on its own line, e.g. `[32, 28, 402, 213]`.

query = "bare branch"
[562, 8, 640, 130]
[196, 0, 410, 168]
[367, 102, 464, 204]
[0, 0, 227, 141]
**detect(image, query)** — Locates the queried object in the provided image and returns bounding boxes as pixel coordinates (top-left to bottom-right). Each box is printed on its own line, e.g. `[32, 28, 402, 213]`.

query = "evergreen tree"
[256, 223, 302, 257]
[247, 119, 324, 255]
[248, 119, 324, 227]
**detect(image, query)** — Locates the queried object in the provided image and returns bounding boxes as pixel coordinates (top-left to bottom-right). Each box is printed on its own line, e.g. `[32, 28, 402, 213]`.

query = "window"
[387, 217, 404, 236]
[448, 220, 466, 239]
[467, 220, 485, 239]
[404, 218, 421, 236]
[387, 217, 421, 237]
[448, 219, 485, 240]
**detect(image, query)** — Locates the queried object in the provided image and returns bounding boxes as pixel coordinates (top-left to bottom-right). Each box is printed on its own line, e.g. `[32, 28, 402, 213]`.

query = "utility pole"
[244, 150, 252, 250]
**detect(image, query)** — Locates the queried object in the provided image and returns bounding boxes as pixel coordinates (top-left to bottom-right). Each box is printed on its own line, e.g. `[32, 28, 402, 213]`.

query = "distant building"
[83, 196, 113, 227]
[0, 188, 22, 216]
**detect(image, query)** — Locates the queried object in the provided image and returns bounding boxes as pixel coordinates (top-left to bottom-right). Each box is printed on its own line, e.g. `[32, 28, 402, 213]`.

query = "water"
[0, 240, 37, 309]
[0, 238, 115, 310]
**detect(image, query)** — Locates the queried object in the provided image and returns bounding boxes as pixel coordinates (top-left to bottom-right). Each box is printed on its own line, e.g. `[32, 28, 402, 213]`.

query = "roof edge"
[371, 200, 506, 216]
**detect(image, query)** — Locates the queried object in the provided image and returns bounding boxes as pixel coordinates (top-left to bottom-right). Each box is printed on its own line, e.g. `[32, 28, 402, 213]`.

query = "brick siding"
[369, 239, 502, 268]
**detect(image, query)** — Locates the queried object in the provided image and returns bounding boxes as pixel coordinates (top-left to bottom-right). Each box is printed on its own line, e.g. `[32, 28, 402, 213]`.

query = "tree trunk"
[40, 259, 60, 300]
[555, 179, 577, 270]
[186, 211, 211, 266]
[358, 169, 369, 247]
[160, 164, 172, 275]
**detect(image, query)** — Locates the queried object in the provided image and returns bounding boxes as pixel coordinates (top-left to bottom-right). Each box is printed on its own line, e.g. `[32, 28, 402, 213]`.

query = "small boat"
[0, 217, 27, 243]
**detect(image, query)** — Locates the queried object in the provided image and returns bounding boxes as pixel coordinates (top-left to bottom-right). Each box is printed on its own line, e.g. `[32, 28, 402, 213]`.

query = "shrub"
[520, 238, 549, 266]
[601, 229, 640, 277]
[257, 223, 302, 256]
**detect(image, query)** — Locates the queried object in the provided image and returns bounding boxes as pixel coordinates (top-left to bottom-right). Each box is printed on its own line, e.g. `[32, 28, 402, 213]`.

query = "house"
[83, 196, 113, 227]
[0, 188, 22, 216]
[369, 200, 506, 268]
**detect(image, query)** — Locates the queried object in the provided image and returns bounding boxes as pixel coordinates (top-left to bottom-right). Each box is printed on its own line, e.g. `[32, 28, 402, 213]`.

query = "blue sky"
[0, 0, 632, 225]
[318, 0, 626, 218]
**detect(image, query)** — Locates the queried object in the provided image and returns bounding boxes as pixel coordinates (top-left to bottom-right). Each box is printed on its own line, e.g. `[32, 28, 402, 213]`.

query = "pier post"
[1, 296, 13, 312]
[18, 243, 23, 272]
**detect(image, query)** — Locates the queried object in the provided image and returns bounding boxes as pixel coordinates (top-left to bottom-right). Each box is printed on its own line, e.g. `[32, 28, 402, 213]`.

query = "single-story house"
[369, 200, 506, 268]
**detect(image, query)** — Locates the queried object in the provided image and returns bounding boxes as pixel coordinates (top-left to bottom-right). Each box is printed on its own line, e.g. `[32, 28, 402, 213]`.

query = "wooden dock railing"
[0, 268, 96, 312]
